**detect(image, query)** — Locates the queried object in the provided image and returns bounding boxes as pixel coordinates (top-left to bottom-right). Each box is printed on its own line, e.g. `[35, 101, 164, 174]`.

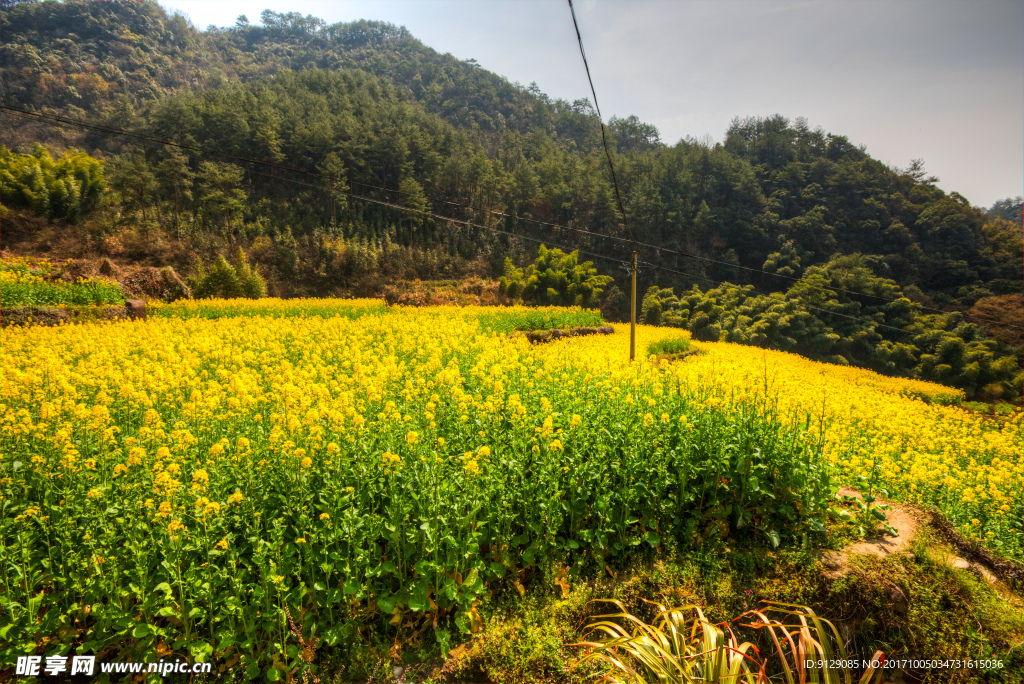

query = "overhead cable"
[3, 102, 1017, 331]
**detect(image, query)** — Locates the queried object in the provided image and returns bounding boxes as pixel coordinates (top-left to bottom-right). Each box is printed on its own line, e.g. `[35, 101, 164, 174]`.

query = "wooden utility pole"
[630, 251, 637, 361]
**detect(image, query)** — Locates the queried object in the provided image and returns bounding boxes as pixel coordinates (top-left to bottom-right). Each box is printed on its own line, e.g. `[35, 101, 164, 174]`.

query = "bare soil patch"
[522, 325, 613, 343]
[821, 487, 1017, 590]
[821, 488, 924, 579]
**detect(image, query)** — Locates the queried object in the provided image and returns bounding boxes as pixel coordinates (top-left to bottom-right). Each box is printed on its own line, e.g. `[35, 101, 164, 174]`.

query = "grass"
[647, 337, 692, 358]
[149, 296, 386, 320]
[368, 538, 1022, 684]
[474, 306, 606, 334]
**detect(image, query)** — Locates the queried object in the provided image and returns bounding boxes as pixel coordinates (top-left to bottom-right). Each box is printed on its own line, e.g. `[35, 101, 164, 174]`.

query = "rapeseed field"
[2, 299, 1020, 679]
[1, 256, 124, 306]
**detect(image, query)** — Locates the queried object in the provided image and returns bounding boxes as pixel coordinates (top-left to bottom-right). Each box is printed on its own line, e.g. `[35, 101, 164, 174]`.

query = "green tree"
[190, 254, 243, 296]
[233, 247, 267, 298]
[398, 176, 428, 245]
[197, 161, 246, 238]
[318, 151, 348, 234]
[0, 145, 105, 222]
[157, 148, 194, 239]
[500, 244, 612, 308]
[110, 153, 159, 226]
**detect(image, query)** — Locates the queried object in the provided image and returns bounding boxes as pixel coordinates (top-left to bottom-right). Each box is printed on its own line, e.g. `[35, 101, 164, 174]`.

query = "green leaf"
[132, 624, 151, 638]
[767, 529, 780, 548]
[455, 611, 471, 634]
[190, 640, 213, 660]
[644, 531, 661, 548]
[435, 628, 451, 658]
[465, 568, 480, 590]
[266, 665, 282, 681]
[377, 595, 396, 614]
[407, 582, 429, 612]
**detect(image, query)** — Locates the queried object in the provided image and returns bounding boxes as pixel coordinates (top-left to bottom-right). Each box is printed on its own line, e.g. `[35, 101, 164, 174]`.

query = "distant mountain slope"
[1, 0, 1020, 312]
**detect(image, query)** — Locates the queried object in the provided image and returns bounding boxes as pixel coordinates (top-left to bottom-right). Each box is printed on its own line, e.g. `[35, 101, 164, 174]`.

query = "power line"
[352, 163, 1015, 329]
[566, 0, 634, 247]
[3, 102, 1018, 332]
[241, 164, 940, 338]
[222, 161, 635, 272]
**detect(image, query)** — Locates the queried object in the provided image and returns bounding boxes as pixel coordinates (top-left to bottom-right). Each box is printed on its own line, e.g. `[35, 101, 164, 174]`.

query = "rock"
[160, 267, 190, 302]
[950, 556, 998, 584]
[124, 299, 146, 321]
[886, 584, 909, 616]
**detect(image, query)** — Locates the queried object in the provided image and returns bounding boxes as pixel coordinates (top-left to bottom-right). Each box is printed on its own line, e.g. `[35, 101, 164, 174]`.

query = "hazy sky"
[162, 0, 1023, 209]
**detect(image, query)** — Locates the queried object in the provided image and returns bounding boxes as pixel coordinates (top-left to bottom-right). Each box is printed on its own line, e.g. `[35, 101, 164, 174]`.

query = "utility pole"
[630, 251, 637, 362]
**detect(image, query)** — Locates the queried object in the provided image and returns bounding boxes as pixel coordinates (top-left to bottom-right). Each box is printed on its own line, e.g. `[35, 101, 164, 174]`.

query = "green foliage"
[499, 245, 613, 307]
[189, 249, 266, 300]
[1, 258, 123, 306]
[233, 248, 267, 299]
[196, 162, 247, 236]
[2, 3, 1021, 336]
[576, 600, 878, 684]
[641, 286, 680, 326]
[152, 298, 385, 320]
[0, 145, 105, 222]
[474, 306, 605, 334]
[988, 196, 1023, 227]
[647, 337, 691, 358]
[645, 256, 1022, 400]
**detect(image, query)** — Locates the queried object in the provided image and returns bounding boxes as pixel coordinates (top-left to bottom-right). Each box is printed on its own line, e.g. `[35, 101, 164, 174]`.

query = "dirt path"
[820, 487, 926, 579]
[820, 488, 1011, 590]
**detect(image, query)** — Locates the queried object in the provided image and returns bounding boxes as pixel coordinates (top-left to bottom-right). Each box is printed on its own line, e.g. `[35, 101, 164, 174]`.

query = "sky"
[161, 0, 1024, 209]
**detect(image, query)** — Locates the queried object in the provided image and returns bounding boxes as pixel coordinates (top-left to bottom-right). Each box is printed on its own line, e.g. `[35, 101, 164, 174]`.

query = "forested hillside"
[1, 0, 1021, 398]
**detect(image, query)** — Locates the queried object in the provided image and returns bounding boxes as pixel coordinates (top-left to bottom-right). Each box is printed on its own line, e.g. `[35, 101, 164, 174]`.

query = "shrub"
[190, 248, 266, 299]
[499, 245, 613, 308]
[0, 144, 105, 222]
[647, 337, 691, 357]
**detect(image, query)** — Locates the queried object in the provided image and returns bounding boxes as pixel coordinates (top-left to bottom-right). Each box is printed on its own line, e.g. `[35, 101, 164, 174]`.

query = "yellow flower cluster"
[1, 301, 1020, 558]
[534, 325, 1021, 544]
